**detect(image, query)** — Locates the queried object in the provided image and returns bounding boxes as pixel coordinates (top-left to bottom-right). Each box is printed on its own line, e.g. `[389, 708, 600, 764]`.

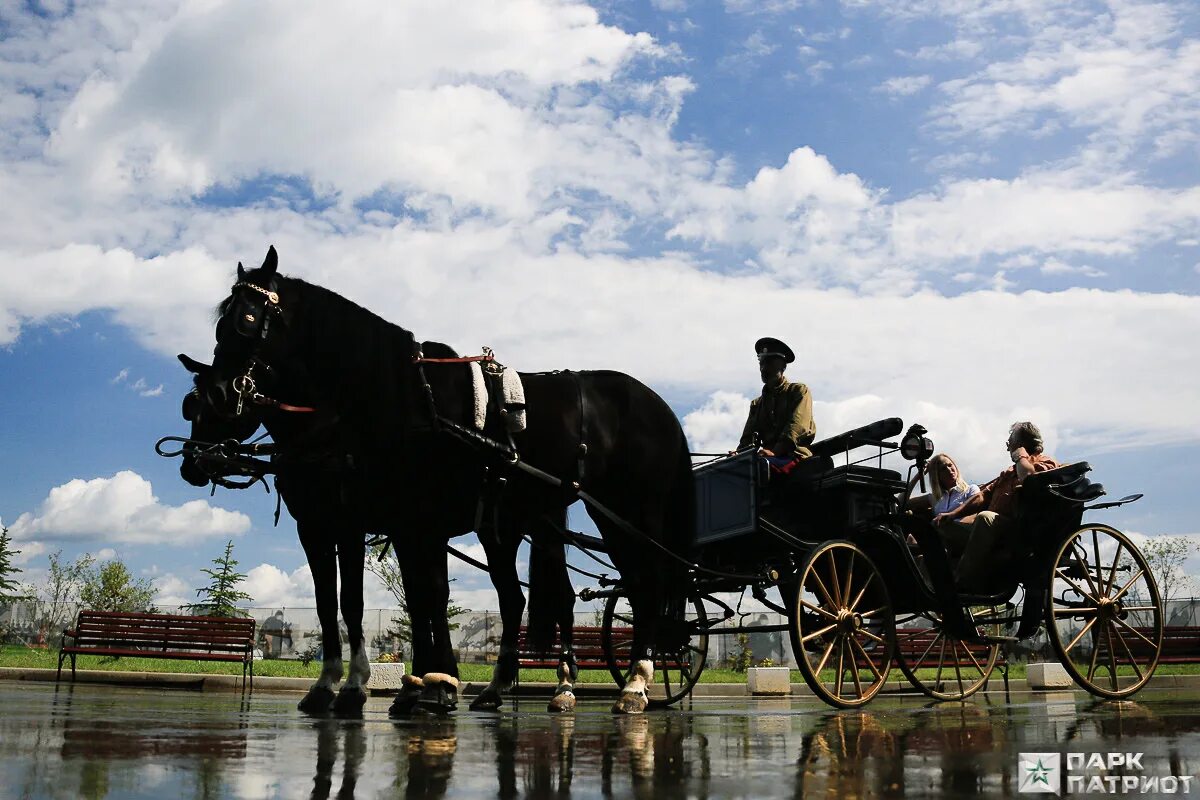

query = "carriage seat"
[1020, 462, 1104, 504]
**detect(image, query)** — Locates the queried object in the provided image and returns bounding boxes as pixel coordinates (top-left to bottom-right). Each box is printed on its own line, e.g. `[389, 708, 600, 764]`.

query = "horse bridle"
[221, 279, 314, 416]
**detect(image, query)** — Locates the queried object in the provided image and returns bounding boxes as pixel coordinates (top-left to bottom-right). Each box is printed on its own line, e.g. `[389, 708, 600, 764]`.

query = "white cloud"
[110, 368, 165, 397]
[7, 470, 251, 545]
[718, 31, 779, 72]
[1041, 257, 1106, 277]
[152, 573, 193, 608]
[242, 562, 316, 609]
[918, 1, 1200, 152]
[39, 0, 662, 214]
[725, 0, 805, 13]
[876, 75, 932, 96]
[683, 391, 752, 455]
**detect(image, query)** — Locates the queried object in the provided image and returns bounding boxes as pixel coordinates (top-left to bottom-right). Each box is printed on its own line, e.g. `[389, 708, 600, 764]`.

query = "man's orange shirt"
[979, 453, 1059, 517]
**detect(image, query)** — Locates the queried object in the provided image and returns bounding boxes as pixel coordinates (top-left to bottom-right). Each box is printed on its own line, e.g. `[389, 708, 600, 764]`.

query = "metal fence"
[4, 598, 1198, 667]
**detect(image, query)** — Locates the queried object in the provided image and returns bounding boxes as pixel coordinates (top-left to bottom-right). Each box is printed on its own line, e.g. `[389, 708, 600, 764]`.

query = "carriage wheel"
[895, 608, 1000, 701]
[1046, 524, 1163, 699]
[790, 541, 894, 708]
[601, 594, 709, 708]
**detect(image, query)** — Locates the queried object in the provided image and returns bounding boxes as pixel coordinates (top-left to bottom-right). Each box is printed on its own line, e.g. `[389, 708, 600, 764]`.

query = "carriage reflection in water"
[589, 417, 1164, 708]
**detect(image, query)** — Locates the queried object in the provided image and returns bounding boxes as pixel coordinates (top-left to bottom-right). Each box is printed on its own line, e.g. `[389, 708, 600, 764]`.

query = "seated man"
[737, 337, 816, 475]
[934, 421, 1058, 590]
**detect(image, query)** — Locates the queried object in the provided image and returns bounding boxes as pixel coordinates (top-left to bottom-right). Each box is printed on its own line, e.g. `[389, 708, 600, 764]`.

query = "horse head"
[177, 352, 265, 487]
[207, 245, 300, 417]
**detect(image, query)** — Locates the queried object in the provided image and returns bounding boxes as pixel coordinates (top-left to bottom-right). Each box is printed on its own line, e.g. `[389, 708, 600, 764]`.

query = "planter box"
[747, 666, 790, 695]
[1027, 662, 1072, 690]
[367, 662, 407, 691]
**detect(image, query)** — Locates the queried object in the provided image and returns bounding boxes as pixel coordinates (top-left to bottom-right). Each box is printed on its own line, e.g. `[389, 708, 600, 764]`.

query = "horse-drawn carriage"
[161, 247, 1164, 714]
[590, 417, 1164, 708]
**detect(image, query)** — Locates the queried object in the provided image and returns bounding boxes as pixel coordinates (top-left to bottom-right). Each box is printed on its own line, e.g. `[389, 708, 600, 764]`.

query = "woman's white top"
[932, 484, 980, 516]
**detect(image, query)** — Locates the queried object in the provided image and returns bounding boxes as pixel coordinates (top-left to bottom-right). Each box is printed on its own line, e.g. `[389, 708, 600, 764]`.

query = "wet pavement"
[2, 682, 1199, 799]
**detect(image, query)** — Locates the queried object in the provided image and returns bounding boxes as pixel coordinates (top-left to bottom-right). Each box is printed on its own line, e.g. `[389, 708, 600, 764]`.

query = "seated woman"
[905, 454, 979, 549]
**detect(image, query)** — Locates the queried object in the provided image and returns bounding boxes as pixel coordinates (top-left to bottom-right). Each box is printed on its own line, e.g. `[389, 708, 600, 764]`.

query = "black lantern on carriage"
[900, 424, 934, 462]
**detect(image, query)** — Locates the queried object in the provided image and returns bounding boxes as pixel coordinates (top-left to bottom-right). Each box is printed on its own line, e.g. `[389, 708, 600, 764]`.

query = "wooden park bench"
[57, 610, 257, 690]
[516, 625, 610, 673]
[892, 627, 1011, 692]
[516, 624, 691, 678]
[1103, 625, 1200, 666]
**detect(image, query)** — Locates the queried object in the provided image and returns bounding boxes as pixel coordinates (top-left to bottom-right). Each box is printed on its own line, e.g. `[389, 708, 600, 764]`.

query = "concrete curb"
[5, 667, 1198, 697]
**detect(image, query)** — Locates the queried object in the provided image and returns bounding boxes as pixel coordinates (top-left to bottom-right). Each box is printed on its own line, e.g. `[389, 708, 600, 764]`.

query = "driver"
[737, 337, 816, 474]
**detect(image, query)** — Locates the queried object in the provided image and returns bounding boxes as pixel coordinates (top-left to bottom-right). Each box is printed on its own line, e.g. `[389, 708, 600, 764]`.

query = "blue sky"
[1, 0, 1198, 611]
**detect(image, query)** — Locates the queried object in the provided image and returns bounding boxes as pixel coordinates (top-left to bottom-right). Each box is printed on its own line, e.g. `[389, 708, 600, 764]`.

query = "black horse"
[178, 354, 576, 715]
[196, 246, 694, 714]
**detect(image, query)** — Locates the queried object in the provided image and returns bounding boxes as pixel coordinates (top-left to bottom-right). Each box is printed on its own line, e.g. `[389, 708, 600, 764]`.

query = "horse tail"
[662, 425, 695, 623]
[525, 509, 570, 653]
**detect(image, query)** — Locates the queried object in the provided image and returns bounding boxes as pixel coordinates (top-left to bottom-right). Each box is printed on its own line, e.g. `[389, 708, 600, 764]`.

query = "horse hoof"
[331, 686, 367, 717]
[548, 690, 576, 713]
[419, 673, 460, 714]
[469, 688, 503, 712]
[611, 690, 647, 715]
[298, 686, 336, 715]
[389, 690, 421, 718]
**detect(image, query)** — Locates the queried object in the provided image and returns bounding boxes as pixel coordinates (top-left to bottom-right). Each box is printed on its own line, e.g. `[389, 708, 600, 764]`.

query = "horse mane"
[278, 275, 423, 457]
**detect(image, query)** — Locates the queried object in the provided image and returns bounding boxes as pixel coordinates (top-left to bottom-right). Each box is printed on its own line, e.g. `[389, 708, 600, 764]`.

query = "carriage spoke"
[934, 635, 948, 690]
[1064, 617, 1099, 654]
[1112, 616, 1157, 649]
[1056, 568, 1100, 605]
[1054, 606, 1098, 617]
[913, 631, 943, 667]
[826, 551, 843, 607]
[801, 600, 838, 620]
[856, 626, 885, 645]
[858, 605, 887, 620]
[1086, 622, 1102, 682]
[1110, 569, 1147, 604]
[1071, 541, 1104, 600]
[813, 639, 836, 676]
[952, 641, 965, 695]
[1121, 606, 1158, 612]
[849, 635, 883, 682]
[843, 552, 856, 611]
[809, 569, 838, 611]
[1092, 531, 1105, 595]
[848, 575, 876, 612]
[1102, 622, 1120, 690]
[848, 644, 865, 698]
[1104, 542, 1125, 597]
[1110, 622, 1145, 681]
[960, 640, 986, 676]
[802, 623, 838, 643]
[834, 638, 847, 698]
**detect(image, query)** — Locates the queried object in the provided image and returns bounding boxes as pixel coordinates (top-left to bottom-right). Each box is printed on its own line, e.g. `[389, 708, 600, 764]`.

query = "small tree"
[80, 559, 156, 613]
[34, 550, 95, 641]
[0, 526, 30, 603]
[190, 540, 252, 617]
[1141, 536, 1200, 604]
[366, 542, 465, 658]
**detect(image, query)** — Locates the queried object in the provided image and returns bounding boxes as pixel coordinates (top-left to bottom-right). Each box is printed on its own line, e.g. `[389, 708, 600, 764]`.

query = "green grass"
[5, 645, 1200, 683]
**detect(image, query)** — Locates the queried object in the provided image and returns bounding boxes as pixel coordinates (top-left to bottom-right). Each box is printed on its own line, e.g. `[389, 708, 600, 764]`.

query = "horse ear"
[262, 245, 278, 276]
[237, 262, 246, 281]
[178, 353, 210, 375]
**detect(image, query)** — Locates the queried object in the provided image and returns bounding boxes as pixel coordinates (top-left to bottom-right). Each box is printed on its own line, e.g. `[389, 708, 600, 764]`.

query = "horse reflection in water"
[310, 719, 366, 800]
[402, 719, 458, 799]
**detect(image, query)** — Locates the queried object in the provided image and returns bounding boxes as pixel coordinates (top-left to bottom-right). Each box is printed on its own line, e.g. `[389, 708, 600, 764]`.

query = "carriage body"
[604, 416, 1165, 709]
